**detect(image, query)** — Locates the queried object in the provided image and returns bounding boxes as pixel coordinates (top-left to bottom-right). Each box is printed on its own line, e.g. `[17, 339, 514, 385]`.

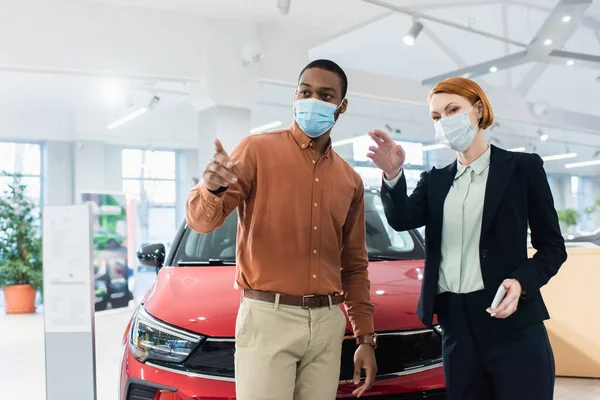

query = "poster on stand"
[80, 192, 134, 311]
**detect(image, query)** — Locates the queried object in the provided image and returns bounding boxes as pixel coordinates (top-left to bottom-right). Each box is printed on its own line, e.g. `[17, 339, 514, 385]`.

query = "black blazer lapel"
[481, 145, 515, 238]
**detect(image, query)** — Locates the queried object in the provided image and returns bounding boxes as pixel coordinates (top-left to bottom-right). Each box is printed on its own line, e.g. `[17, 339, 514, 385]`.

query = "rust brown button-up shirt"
[186, 123, 374, 336]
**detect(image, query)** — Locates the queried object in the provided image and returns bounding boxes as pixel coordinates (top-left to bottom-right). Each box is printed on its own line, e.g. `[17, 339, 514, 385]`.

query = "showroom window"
[122, 149, 178, 249]
[0, 142, 43, 212]
[353, 136, 427, 193]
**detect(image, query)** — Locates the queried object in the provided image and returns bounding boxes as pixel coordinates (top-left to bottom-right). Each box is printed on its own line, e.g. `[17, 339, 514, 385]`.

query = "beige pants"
[234, 297, 347, 400]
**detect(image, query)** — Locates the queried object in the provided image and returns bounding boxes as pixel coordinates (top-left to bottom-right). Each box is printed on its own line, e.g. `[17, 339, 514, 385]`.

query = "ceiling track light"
[250, 121, 282, 134]
[107, 96, 159, 130]
[403, 20, 424, 46]
[277, 0, 291, 15]
[565, 159, 600, 169]
[538, 129, 549, 142]
[542, 153, 577, 161]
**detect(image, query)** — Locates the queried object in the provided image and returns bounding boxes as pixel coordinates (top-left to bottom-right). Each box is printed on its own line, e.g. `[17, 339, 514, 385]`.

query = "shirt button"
[301, 144, 306, 149]
[214, 197, 219, 202]
[315, 178, 319, 183]
[312, 160, 316, 164]
[313, 226, 318, 231]
[313, 250, 318, 254]
[312, 274, 317, 279]
[314, 203, 318, 207]
[309, 142, 313, 147]
[482, 249, 488, 258]
[206, 213, 211, 217]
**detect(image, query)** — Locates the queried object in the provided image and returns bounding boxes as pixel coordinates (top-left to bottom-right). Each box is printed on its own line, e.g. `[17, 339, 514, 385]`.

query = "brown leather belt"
[243, 289, 345, 309]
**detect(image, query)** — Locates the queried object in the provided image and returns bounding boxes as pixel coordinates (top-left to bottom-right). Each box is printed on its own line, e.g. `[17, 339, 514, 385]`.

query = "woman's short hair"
[428, 77, 495, 130]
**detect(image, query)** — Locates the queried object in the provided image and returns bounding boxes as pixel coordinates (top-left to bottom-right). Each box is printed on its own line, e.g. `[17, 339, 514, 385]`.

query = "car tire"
[95, 299, 108, 311]
[111, 296, 131, 309]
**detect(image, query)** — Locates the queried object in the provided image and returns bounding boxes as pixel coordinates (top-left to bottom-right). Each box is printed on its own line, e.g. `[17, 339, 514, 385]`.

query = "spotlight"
[544, 39, 553, 46]
[489, 66, 498, 73]
[538, 129, 549, 142]
[404, 20, 423, 46]
[528, 141, 537, 153]
[562, 15, 572, 22]
[531, 101, 549, 116]
[277, 0, 291, 15]
[567, 60, 574, 66]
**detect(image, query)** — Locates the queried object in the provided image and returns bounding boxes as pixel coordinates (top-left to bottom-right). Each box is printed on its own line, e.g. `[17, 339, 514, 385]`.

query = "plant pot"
[3, 284, 37, 314]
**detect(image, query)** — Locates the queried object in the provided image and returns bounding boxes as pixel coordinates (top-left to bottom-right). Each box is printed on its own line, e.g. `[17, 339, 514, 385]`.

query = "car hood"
[143, 260, 427, 337]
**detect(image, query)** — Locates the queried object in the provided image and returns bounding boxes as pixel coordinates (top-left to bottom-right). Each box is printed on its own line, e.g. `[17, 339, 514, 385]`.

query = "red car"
[119, 188, 445, 399]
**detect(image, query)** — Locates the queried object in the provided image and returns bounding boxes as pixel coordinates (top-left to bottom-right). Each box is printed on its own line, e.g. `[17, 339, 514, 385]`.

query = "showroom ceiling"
[1, 0, 598, 173]
[309, 0, 600, 118]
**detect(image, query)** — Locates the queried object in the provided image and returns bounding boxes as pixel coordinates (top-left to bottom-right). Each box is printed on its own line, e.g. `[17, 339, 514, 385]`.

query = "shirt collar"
[290, 121, 332, 156]
[455, 145, 491, 179]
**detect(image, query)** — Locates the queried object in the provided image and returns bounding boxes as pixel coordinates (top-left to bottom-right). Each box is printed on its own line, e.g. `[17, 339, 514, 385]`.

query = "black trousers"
[435, 291, 555, 400]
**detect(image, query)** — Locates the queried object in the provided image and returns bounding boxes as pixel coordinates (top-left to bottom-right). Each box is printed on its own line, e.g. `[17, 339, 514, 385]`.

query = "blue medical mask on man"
[294, 98, 345, 138]
[434, 103, 480, 153]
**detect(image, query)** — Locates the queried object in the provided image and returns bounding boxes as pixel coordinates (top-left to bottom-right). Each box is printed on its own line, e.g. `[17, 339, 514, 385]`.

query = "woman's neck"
[458, 131, 488, 166]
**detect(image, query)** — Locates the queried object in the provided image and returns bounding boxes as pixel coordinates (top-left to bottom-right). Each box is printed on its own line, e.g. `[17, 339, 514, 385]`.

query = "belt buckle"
[302, 295, 316, 308]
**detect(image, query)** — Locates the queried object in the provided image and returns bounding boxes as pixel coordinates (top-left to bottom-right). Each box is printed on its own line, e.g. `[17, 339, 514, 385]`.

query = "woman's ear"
[476, 101, 484, 120]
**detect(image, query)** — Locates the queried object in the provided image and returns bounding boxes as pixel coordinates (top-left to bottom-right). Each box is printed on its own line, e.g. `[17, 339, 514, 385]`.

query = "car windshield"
[172, 190, 424, 264]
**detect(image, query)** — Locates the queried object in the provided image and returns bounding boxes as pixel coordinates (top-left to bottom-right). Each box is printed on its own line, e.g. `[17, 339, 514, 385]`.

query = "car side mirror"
[137, 244, 166, 269]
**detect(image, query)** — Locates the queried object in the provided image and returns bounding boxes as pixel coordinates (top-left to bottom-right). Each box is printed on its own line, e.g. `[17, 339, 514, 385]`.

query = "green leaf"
[0, 172, 43, 291]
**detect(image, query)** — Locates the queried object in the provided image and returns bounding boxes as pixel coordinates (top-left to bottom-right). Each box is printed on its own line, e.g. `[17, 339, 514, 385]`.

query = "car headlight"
[129, 306, 203, 363]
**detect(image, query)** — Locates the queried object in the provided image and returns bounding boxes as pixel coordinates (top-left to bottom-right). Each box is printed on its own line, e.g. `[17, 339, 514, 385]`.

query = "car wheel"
[111, 296, 131, 309]
[95, 299, 108, 311]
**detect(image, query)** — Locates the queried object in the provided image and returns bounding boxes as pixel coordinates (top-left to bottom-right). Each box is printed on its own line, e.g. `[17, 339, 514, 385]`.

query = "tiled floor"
[556, 377, 600, 400]
[1, 307, 599, 399]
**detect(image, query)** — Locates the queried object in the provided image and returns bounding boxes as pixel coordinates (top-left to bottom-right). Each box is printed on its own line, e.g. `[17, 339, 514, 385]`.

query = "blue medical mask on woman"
[434, 104, 480, 153]
[294, 98, 344, 138]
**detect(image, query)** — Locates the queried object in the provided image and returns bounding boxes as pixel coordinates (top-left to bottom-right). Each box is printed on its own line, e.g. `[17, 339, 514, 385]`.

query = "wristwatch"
[356, 333, 377, 349]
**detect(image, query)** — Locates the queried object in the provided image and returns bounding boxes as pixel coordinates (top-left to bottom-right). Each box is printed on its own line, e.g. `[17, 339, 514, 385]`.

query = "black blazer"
[381, 145, 567, 329]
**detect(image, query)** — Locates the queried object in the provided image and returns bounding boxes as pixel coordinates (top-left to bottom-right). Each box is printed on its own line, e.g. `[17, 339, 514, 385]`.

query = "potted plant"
[0, 172, 43, 314]
[557, 208, 580, 233]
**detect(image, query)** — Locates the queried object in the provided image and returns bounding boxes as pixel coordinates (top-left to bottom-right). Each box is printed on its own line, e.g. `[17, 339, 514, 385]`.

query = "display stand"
[43, 204, 97, 400]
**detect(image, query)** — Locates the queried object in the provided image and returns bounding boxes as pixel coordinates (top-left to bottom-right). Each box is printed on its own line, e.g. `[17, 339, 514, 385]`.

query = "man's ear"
[339, 98, 348, 115]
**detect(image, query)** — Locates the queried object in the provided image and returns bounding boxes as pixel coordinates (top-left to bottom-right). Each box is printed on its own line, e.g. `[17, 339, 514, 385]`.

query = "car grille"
[338, 389, 446, 399]
[155, 328, 442, 382]
[340, 329, 442, 381]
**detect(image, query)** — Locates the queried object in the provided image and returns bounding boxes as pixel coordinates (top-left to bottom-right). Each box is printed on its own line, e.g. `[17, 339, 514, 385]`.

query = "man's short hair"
[298, 59, 348, 98]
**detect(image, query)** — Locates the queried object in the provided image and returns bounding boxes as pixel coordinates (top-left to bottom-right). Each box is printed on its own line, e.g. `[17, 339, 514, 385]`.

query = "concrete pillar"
[197, 106, 252, 168]
[44, 141, 74, 206]
[176, 149, 200, 224]
[74, 141, 122, 198]
[192, 20, 260, 171]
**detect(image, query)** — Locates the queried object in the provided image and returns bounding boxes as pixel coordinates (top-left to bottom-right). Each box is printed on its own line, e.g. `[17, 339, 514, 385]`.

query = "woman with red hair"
[368, 77, 566, 400]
